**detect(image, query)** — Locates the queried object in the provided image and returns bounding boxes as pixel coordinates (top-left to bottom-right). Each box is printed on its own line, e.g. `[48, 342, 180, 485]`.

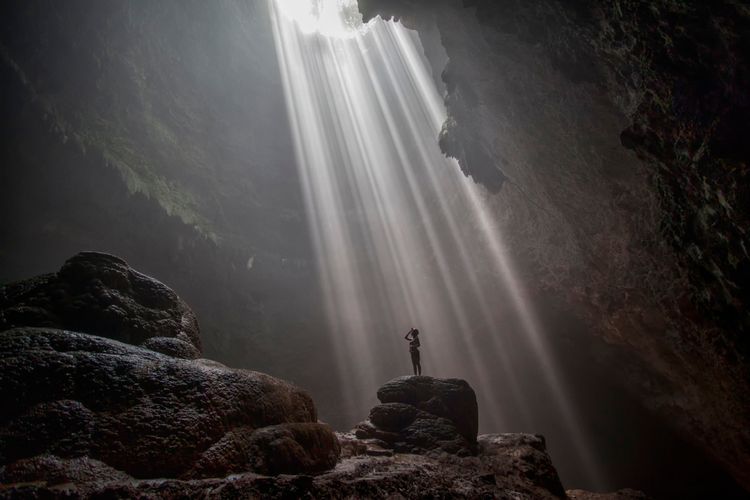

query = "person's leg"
[415, 352, 421, 375]
[410, 351, 418, 375]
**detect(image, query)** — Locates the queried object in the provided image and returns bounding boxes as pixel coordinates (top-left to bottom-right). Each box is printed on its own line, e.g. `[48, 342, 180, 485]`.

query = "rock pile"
[355, 376, 478, 456]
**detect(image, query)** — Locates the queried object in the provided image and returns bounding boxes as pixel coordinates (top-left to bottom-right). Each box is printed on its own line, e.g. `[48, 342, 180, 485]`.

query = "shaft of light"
[269, 0, 604, 488]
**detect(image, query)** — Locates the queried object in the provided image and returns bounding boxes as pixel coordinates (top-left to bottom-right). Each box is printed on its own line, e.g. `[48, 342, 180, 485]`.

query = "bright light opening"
[274, 0, 366, 38]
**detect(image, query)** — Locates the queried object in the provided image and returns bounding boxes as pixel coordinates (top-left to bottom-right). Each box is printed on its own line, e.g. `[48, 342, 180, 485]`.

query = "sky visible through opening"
[269, 0, 604, 488]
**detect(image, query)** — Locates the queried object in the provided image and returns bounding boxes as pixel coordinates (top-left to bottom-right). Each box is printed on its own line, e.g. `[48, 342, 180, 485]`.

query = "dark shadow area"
[543, 303, 747, 499]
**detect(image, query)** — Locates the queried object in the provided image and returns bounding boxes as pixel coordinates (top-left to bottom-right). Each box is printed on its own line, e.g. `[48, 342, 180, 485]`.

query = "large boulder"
[355, 376, 478, 455]
[0, 327, 340, 481]
[0, 252, 201, 358]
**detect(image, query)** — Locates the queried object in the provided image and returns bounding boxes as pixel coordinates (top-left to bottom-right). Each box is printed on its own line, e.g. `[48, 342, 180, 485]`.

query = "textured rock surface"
[0, 455, 131, 486]
[0, 253, 628, 498]
[360, 0, 750, 490]
[355, 376, 478, 455]
[1, 0, 748, 495]
[567, 489, 648, 500]
[0, 252, 201, 357]
[0, 432, 569, 499]
[0, 326, 339, 480]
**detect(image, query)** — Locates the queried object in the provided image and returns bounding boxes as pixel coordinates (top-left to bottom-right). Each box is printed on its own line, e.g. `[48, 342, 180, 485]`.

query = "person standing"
[404, 328, 421, 375]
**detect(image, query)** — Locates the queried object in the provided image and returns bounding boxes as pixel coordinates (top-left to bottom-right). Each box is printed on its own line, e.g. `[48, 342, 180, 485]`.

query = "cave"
[1, 1, 748, 498]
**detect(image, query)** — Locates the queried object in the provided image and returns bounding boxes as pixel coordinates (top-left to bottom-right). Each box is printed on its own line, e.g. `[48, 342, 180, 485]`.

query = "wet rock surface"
[0, 266, 636, 500]
[0, 255, 340, 485]
[0, 327, 339, 480]
[355, 376, 478, 455]
[567, 489, 648, 500]
[0, 252, 202, 357]
[0, 455, 132, 486]
[0, 432, 571, 499]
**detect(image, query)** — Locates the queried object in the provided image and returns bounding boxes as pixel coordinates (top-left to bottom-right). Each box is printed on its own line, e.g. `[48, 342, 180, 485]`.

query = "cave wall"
[2, 0, 749, 494]
[0, 0, 307, 247]
[359, 0, 750, 490]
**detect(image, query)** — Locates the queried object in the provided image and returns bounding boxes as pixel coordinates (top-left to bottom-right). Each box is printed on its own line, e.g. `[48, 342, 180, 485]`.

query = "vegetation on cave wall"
[1, 0, 303, 250]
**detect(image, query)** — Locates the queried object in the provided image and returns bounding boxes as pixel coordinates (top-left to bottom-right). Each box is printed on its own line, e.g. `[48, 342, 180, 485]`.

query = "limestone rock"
[0, 327, 339, 480]
[0, 432, 569, 499]
[0, 455, 131, 485]
[356, 376, 478, 455]
[188, 422, 340, 478]
[140, 336, 201, 359]
[567, 489, 649, 500]
[0, 252, 201, 357]
[377, 376, 479, 441]
[479, 434, 565, 498]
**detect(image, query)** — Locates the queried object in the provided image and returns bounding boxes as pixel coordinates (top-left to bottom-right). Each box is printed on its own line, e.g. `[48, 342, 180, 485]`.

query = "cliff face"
[360, 0, 750, 490]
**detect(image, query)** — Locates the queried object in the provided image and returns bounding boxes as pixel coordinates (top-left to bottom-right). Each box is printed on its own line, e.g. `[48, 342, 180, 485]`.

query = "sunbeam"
[2, 0, 746, 496]
[270, 0, 604, 488]
[274, 0, 366, 37]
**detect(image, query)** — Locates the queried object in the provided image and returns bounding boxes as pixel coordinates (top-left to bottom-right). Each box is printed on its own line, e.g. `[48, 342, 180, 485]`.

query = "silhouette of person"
[404, 327, 421, 375]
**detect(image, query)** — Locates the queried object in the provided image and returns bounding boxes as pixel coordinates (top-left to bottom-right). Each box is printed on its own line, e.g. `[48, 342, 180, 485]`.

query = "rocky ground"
[0, 253, 644, 498]
[0, 451, 644, 499]
[0, 435, 570, 499]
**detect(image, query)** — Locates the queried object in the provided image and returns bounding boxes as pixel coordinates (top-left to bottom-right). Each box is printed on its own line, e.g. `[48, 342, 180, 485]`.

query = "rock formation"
[0, 253, 340, 484]
[0, 346, 630, 499]
[0, 257, 646, 497]
[0, 252, 202, 359]
[0, 438, 571, 499]
[354, 376, 478, 455]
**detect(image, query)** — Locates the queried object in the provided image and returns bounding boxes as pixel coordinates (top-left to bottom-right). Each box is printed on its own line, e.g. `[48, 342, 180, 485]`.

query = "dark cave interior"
[1, 1, 748, 498]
